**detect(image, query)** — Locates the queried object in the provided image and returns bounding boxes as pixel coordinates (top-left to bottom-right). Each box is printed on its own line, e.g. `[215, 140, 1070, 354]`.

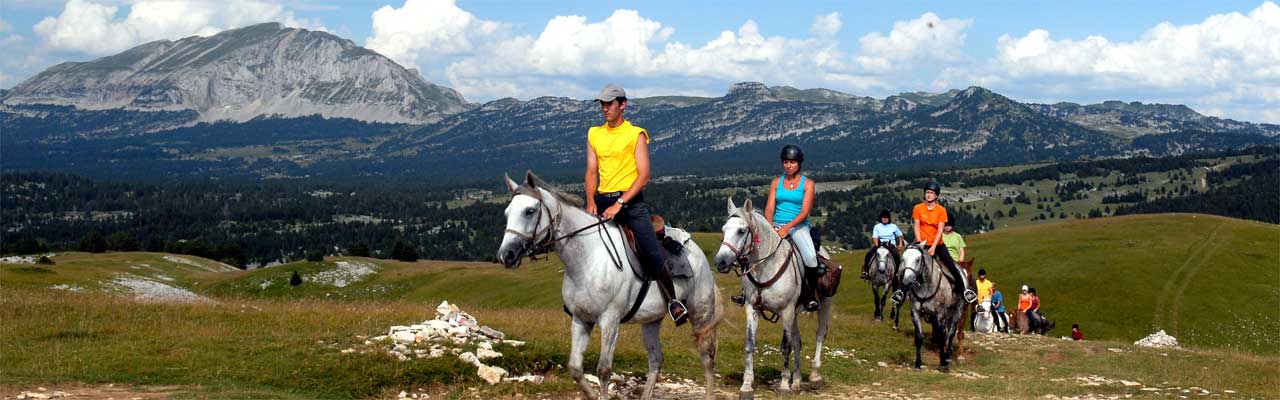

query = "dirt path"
[2, 384, 178, 400]
[1152, 220, 1223, 333]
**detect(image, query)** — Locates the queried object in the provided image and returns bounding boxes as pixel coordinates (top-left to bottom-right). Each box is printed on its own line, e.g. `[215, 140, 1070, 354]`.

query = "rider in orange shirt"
[892, 181, 977, 304]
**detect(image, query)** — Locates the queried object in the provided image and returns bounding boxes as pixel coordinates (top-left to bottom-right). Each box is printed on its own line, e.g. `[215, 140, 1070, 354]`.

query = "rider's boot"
[804, 265, 823, 312]
[655, 267, 688, 326]
[731, 289, 746, 306]
[946, 261, 979, 304]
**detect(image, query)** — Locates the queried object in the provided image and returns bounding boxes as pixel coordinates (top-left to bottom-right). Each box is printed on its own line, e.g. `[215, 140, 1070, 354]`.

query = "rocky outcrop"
[3, 23, 469, 124]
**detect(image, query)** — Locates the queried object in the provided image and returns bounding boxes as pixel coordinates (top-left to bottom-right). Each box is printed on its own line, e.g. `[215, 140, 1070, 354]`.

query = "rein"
[506, 193, 620, 270]
[724, 212, 802, 322]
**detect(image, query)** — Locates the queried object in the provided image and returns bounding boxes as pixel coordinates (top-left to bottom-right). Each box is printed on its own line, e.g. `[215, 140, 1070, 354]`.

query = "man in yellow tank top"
[585, 83, 688, 325]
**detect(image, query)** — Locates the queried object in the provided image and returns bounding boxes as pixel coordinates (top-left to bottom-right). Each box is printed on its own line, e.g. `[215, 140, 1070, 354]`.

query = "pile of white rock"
[1134, 330, 1179, 348]
[349, 301, 529, 385]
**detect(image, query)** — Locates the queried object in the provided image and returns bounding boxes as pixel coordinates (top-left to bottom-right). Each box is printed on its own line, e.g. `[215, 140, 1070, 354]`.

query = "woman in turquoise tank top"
[765, 144, 821, 311]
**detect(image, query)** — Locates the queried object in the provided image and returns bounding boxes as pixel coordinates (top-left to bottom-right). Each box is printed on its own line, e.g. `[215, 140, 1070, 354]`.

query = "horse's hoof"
[738, 391, 755, 400]
[807, 376, 824, 389]
[913, 363, 923, 370]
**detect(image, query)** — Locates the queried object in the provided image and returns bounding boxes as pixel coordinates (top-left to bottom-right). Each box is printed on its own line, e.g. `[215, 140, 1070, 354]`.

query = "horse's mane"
[517, 173, 584, 208]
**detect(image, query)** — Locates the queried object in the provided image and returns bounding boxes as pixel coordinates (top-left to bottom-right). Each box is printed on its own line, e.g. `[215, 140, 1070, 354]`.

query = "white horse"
[713, 198, 835, 399]
[973, 300, 996, 333]
[496, 172, 723, 400]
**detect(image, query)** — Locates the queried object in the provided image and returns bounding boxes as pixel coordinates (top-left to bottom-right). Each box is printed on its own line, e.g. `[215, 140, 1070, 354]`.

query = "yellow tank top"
[588, 120, 649, 193]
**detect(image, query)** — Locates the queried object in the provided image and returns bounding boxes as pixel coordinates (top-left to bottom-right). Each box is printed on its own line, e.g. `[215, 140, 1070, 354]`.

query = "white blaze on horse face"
[715, 214, 749, 266]
[900, 247, 923, 283]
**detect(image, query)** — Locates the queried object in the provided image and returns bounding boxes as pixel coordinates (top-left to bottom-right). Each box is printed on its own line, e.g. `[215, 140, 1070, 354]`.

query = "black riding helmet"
[924, 181, 942, 195]
[879, 209, 891, 220]
[780, 144, 804, 164]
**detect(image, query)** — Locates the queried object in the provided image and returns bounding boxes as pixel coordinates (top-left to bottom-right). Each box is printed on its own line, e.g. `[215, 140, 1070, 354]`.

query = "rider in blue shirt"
[990, 284, 1009, 333]
[862, 209, 904, 280]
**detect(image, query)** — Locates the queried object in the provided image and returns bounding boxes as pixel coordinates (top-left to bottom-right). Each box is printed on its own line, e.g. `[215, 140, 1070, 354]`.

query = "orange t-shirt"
[1017, 293, 1033, 311]
[912, 202, 948, 245]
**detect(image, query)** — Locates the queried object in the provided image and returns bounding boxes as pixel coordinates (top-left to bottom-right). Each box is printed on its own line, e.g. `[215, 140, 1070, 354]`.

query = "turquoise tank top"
[772, 175, 807, 226]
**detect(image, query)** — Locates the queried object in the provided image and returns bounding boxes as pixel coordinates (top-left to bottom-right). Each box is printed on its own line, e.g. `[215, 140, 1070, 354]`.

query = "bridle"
[504, 190, 620, 269]
[902, 244, 943, 301]
[503, 192, 561, 262]
[720, 213, 788, 275]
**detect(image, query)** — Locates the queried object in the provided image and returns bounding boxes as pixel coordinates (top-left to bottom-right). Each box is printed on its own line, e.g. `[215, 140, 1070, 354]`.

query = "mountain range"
[2, 23, 1276, 182]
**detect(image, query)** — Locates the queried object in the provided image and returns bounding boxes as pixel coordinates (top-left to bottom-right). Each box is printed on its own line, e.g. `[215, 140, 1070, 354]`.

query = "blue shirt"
[772, 176, 808, 227]
[991, 290, 1005, 312]
[872, 222, 903, 245]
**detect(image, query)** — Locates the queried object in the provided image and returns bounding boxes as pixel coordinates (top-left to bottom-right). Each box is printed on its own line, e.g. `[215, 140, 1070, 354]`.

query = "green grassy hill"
[1, 214, 1276, 398]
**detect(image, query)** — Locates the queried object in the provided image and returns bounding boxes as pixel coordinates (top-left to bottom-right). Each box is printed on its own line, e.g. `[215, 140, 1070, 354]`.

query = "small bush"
[36, 256, 55, 265]
[290, 271, 303, 286]
[305, 250, 325, 262]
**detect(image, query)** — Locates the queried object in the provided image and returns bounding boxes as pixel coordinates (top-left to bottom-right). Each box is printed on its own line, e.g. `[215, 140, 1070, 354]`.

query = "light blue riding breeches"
[776, 223, 819, 269]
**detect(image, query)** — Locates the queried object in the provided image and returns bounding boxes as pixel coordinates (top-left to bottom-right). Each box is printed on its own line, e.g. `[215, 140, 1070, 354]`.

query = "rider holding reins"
[585, 83, 688, 325]
[862, 209, 904, 280]
[765, 144, 823, 312]
[892, 181, 978, 305]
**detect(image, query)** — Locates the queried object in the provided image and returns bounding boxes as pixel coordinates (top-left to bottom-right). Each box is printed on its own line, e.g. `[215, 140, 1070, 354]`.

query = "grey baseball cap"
[595, 83, 627, 102]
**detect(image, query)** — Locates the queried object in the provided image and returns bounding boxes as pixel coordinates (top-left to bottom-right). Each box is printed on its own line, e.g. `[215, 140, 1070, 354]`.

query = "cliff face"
[2, 23, 470, 124]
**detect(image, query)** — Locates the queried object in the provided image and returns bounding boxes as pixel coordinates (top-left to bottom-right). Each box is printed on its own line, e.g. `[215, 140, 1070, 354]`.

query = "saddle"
[798, 247, 843, 303]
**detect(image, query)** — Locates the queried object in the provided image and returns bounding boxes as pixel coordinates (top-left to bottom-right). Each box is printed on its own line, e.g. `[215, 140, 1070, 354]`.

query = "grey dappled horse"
[899, 244, 966, 370]
[868, 246, 905, 329]
[714, 198, 835, 399]
[495, 172, 723, 400]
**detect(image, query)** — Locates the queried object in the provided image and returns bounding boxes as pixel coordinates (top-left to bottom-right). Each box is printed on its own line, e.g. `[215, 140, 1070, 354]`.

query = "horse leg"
[569, 318, 597, 400]
[740, 302, 759, 400]
[911, 310, 925, 370]
[809, 296, 833, 386]
[942, 322, 959, 371]
[871, 284, 883, 320]
[892, 299, 902, 332]
[640, 321, 664, 400]
[778, 305, 801, 395]
[595, 319, 622, 400]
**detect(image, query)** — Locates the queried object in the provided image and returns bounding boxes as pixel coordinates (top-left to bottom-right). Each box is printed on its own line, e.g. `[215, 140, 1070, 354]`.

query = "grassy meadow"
[1, 214, 1277, 398]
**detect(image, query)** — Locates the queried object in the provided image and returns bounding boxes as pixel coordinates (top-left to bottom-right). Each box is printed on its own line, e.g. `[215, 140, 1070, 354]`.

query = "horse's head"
[876, 246, 891, 271]
[714, 197, 755, 273]
[900, 244, 929, 289]
[496, 171, 556, 269]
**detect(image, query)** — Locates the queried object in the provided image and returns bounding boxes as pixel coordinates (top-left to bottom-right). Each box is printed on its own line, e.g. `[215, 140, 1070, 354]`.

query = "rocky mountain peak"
[726, 82, 774, 100]
[3, 22, 471, 124]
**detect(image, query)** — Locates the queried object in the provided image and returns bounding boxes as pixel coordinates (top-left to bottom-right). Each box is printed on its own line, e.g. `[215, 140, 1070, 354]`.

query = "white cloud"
[364, 0, 507, 72]
[34, 0, 326, 55]
[0, 19, 12, 33]
[995, 2, 1280, 88]
[388, 5, 963, 100]
[985, 1, 1280, 123]
[811, 12, 841, 38]
[856, 12, 973, 73]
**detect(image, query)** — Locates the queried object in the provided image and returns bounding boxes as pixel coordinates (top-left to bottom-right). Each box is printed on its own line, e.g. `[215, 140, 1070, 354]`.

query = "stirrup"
[891, 290, 905, 304]
[860, 270, 871, 280]
[963, 289, 978, 304]
[805, 300, 821, 312]
[669, 300, 689, 326]
[731, 294, 746, 306]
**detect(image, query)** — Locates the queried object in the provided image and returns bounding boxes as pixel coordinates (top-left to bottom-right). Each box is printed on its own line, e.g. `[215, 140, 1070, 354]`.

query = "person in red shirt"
[892, 181, 977, 305]
[1071, 324, 1084, 341]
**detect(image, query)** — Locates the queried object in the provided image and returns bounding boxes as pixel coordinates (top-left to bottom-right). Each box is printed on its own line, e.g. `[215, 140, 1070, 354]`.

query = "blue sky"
[2, 0, 1277, 123]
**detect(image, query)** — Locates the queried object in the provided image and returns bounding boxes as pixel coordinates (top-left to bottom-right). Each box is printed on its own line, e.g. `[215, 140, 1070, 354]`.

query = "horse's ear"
[726, 197, 737, 214]
[503, 173, 519, 193]
[743, 198, 754, 214]
[524, 170, 537, 188]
